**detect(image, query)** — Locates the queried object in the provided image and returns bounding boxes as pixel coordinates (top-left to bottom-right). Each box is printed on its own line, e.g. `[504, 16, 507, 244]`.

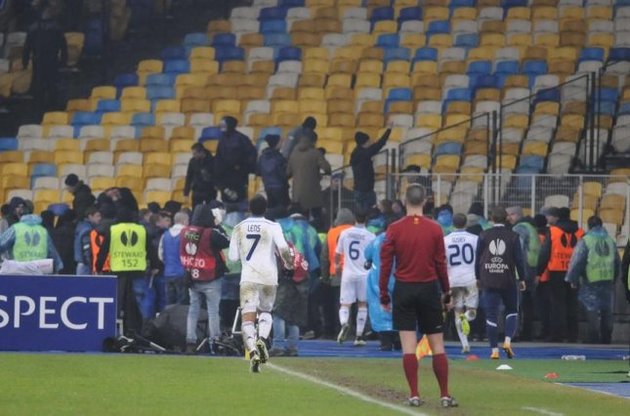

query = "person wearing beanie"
[281, 116, 318, 158]
[537, 205, 584, 342]
[257, 134, 290, 211]
[350, 122, 392, 212]
[64, 173, 95, 220]
[184, 143, 217, 208]
[287, 134, 331, 231]
[214, 116, 257, 208]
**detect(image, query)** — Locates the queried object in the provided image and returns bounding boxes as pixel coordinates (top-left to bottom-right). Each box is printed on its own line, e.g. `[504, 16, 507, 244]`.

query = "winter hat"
[303, 116, 317, 129]
[355, 131, 369, 145]
[64, 174, 79, 187]
[264, 134, 281, 148]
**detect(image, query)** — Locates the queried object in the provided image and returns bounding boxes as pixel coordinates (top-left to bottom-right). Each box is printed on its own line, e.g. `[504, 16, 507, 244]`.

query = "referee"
[380, 184, 457, 408]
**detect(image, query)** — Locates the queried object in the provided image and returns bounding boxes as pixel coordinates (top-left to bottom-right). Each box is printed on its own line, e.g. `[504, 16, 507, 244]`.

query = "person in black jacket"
[184, 143, 217, 207]
[622, 240, 630, 304]
[64, 174, 95, 220]
[350, 123, 392, 212]
[22, 2, 67, 110]
[257, 134, 289, 211]
[214, 116, 257, 209]
[475, 206, 526, 360]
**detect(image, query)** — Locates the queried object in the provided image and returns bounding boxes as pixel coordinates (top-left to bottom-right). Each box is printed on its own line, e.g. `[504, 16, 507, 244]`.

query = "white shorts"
[240, 282, 277, 314]
[340, 278, 367, 304]
[451, 284, 479, 311]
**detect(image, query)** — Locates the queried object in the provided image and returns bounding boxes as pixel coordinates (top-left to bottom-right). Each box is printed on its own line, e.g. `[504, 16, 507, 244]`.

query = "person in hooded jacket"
[257, 134, 289, 211]
[184, 143, 216, 207]
[287, 135, 332, 231]
[281, 116, 318, 159]
[158, 211, 189, 306]
[350, 125, 391, 212]
[51, 209, 77, 274]
[537, 207, 584, 342]
[181, 204, 230, 354]
[0, 207, 63, 273]
[214, 116, 257, 208]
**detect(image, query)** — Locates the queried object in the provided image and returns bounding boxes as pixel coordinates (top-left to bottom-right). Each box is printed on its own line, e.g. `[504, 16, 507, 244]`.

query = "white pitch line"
[267, 363, 428, 416]
[522, 406, 564, 416]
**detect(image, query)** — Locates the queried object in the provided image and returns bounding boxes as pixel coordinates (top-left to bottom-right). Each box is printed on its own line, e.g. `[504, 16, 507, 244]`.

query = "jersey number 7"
[246, 234, 261, 261]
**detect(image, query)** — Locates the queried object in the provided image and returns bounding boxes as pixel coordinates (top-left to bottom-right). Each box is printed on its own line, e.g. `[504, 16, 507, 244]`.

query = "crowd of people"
[1, 115, 630, 371]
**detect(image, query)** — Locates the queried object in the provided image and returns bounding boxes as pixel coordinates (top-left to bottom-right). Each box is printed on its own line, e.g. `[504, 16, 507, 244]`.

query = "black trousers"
[116, 271, 144, 336]
[548, 273, 579, 342]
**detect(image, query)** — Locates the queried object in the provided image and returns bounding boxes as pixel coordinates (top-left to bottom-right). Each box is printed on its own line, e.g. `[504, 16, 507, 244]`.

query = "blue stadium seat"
[183, 33, 210, 49]
[96, 99, 121, 113]
[279, 0, 304, 7]
[132, 112, 155, 128]
[619, 102, 630, 115]
[522, 60, 548, 75]
[163, 59, 190, 74]
[444, 88, 473, 111]
[160, 46, 186, 60]
[427, 20, 450, 36]
[113, 74, 139, 96]
[212, 33, 237, 47]
[615, 0, 630, 15]
[0, 137, 18, 151]
[472, 75, 500, 91]
[398, 7, 422, 22]
[434, 142, 463, 157]
[495, 60, 520, 75]
[579, 47, 605, 63]
[146, 73, 176, 87]
[276, 46, 301, 63]
[264, 33, 292, 48]
[215, 47, 245, 62]
[450, 0, 475, 7]
[518, 156, 545, 171]
[371, 7, 394, 23]
[413, 47, 438, 62]
[596, 100, 616, 115]
[72, 111, 102, 127]
[599, 87, 619, 103]
[385, 88, 413, 112]
[383, 47, 410, 62]
[259, 7, 287, 21]
[377, 34, 400, 48]
[533, 88, 560, 105]
[200, 127, 222, 141]
[454, 33, 479, 48]
[502, 0, 528, 12]
[146, 86, 175, 101]
[608, 47, 630, 62]
[468, 60, 492, 76]
[31, 163, 57, 178]
[261, 19, 287, 34]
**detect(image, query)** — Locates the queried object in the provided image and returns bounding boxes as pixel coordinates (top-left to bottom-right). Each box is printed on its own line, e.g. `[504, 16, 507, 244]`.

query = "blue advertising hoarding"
[0, 275, 117, 352]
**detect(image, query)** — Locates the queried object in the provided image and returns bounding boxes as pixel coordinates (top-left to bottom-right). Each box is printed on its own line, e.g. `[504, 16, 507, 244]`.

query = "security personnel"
[96, 208, 155, 335]
[475, 206, 526, 360]
[537, 207, 584, 342]
[565, 216, 620, 344]
[0, 210, 63, 272]
[319, 208, 355, 338]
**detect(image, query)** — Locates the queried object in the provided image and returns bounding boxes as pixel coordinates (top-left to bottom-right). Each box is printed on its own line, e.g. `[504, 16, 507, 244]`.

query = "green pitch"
[0, 354, 628, 415]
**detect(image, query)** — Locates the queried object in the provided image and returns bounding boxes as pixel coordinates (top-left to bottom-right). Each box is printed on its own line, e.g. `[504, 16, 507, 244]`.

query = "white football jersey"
[335, 225, 375, 281]
[228, 217, 289, 285]
[444, 229, 478, 287]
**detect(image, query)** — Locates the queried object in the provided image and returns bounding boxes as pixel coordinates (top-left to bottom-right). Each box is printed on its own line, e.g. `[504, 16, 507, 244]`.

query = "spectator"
[319, 208, 355, 339]
[321, 171, 353, 230]
[74, 206, 102, 275]
[6, 197, 27, 226]
[350, 125, 392, 212]
[214, 116, 257, 208]
[565, 216, 620, 344]
[391, 199, 405, 219]
[623, 239, 630, 304]
[257, 134, 289, 211]
[475, 206, 526, 359]
[364, 220, 398, 351]
[466, 202, 491, 235]
[150, 211, 173, 314]
[533, 213, 551, 340]
[181, 204, 229, 354]
[64, 174, 95, 220]
[506, 205, 541, 341]
[436, 204, 455, 236]
[40, 209, 55, 233]
[0, 206, 63, 272]
[216, 202, 241, 331]
[287, 135, 332, 231]
[184, 143, 216, 207]
[379, 184, 456, 408]
[96, 208, 157, 336]
[50, 208, 77, 274]
[537, 207, 584, 342]
[22, 1, 67, 110]
[158, 211, 189, 306]
[444, 213, 479, 354]
[281, 116, 317, 159]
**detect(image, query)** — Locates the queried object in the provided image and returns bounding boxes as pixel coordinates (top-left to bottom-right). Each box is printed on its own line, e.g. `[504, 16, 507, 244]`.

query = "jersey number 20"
[448, 243, 474, 266]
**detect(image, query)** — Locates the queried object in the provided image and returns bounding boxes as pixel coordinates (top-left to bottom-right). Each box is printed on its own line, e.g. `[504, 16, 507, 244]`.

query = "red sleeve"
[379, 226, 396, 304]
[433, 226, 450, 293]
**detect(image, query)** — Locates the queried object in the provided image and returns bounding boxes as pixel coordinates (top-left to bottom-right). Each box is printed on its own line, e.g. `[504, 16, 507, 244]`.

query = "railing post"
[530, 175, 536, 215]
[578, 175, 584, 229]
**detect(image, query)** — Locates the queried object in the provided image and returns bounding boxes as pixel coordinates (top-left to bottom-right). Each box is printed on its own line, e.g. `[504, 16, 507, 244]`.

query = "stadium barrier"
[0, 275, 117, 352]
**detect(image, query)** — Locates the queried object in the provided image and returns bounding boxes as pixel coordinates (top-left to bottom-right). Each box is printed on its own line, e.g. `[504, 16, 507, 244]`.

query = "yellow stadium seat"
[415, 114, 442, 130]
[506, 6, 530, 20]
[355, 73, 382, 89]
[480, 33, 505, 47]
[372, 20, 397, 34]
[101, 112, 132, 126]
[560, 6, 584, 20]
[386, 60, 411, 74]
[331, 58, 357, 75]
[587, 6, 613, 20]
[121, 86, 146, 99]
[428, 33, 452, 49]
[114, 139, 140, 153]
[446, 101, 471, 115]
[274, 113, 301, 127]
[329, 113, 355, 128]
[138, 59, 163, 74]
[115, 176, 142, 193]
[170, 139, 195, 154]
[0, 151, 23, 164]
[535, 33, 559, 48]
[91, 86, 116, 100]
[222, 60, 247, 74]
[27, 151, 54, 166]
[532, 6, 557, 19]
[155, 99, 181, 114]
[299, 99, 327, 115]
[508, 33, 532, 48]
[207, 19, 230, 34]
[139, 126, 165, 140]
[303, 59, 329, 76]
[298, 87, 325, 101]
[334, 46, 362, 61]
[468, 47, 495, 62]
[560, 114, 584, 129]
[414, 87, 442, 101]
[53, 138, 80, 152]
[554, 127, 580, 143]
[2, 162, 28, 176]
[588, 33, 613, 49]
[534, 101, 560, 116]
[388, 101, 413, 114]
[189, 46, 215, 60]
[327, 99, 353, 115]
[54, 150, 83, 165]
[349, 33, 375, 47]
[570, 208, 594, 225]
[33, 189, 59, 204]
[358, 59, 383, 74]
[400, 34, 425, 49]
[271, 99, 299, 115]
[503, 114, 529, 129]
[139, 138, 168, 153]
[239, 33, 264, 49]
[424, 6, 449, 22]
[326, 73, 352, 88]
[66, 98, 93, 112]
[318, 127, 344, 142]
[42, 111, 69, 125]
[318, 139, 344, 154]
[181, 98, 210, 115]
[560, 31, 586, 48]
[503, 75, 529, 89]
[582, 181, 602, 198]
[144, 152, 171, 167]
[452, 7, 477, 20]
[144, 190, 172, 207]
[444, 114, 470, 127]
[116, 164, 142, 178]
[88, 177, 115, 192]
[303, 47, 328, 61]
[434, 154, 461, 171]
[382, 73, 410, 92]
[411, 60, 437, 75]
[357, 112, 384, 128]
[475, 88, 500, 101]
[523, 141, 548, 157]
